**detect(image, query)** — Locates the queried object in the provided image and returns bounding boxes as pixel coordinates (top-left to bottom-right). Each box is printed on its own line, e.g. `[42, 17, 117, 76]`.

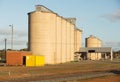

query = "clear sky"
[0, 0, 120, 50]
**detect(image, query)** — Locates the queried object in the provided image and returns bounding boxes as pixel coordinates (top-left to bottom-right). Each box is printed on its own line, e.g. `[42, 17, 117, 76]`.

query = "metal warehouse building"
[28, 5, 82, 64]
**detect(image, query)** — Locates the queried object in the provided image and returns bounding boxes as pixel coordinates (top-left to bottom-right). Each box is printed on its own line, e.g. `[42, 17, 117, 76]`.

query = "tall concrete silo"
[70, 24, 75, 61]
[28, 5, 57, 64]
[50, 13, 57, 64]
[61, 18, 67, 63]
[74, 29, 82, 52]
[66, 21, 71, 62]
[28, 5, 83, 64]
[66, 18, 76, 61]
[56, 16, 62, 64]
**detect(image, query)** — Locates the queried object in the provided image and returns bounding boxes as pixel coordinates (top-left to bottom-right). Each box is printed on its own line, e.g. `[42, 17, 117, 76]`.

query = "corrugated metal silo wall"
[86, 37, 98, 47]
[97, 39, 102, 60]
[98, 39, 101, 47]
[86, 36, 102, 60]
[61, 18, 67, 63]
[86, 37, 97, 60]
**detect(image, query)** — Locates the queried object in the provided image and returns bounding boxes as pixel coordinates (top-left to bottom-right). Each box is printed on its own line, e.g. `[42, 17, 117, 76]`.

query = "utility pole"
[9, 24, 13, 50]
[5, 38, 7, 63]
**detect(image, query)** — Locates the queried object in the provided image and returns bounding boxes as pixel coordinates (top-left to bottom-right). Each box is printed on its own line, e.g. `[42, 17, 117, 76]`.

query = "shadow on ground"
[109, 70, 120, 75]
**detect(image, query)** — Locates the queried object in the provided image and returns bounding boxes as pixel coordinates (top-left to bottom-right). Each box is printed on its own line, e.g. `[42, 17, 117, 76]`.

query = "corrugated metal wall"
[86, 35, 102, 60]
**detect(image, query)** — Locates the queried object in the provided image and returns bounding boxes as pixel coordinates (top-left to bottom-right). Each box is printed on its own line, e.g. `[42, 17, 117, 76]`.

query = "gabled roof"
[28, 5, 56, 14]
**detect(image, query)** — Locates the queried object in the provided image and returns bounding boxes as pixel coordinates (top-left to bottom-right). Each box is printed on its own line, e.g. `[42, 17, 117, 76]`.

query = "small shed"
[6, 51, 32, 66]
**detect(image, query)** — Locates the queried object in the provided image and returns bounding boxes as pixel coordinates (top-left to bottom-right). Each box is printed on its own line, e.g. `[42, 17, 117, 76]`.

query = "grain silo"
[66, 21, 71, 62]
[66, 18, 76, 61]
[70, 21, 75, 61]
[28, 5, 57, 64]
[49, 12, 57, 64]
[61, 18, 67, 63]
[74, 29, 82, 52]
[85, 35, 101, 47]
[56, 16, 62, 64]
[85, 35, 102, 60]
[28, 5, 82, 64]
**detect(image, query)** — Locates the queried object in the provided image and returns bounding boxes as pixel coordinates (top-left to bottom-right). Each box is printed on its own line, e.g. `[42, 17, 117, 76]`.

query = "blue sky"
[0, 0, 120, 50]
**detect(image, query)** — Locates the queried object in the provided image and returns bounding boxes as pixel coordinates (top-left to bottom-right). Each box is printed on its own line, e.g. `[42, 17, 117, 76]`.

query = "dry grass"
[0, 59, 120, 81]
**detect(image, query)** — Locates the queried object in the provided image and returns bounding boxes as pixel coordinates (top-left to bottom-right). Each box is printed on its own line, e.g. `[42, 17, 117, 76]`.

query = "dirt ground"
[80, 75, 120, 82]
[0, 60, 120, 81]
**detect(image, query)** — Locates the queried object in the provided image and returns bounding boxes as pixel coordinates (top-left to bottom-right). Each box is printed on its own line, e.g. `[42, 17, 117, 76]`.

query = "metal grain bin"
[85, 35, 101, 47]
[85, 35, 102, 60]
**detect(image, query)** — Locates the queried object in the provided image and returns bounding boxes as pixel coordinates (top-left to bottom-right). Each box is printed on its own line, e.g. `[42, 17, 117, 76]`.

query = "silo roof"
[88, 35, 101, 41]
[76, 28, 83, 32]
[28, 5, 77, 25]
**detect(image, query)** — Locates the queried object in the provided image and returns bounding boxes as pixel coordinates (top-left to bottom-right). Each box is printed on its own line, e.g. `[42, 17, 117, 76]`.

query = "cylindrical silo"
[28, 5, 57, 64]
[85, 35, 102, 60]
[86, 35, 101, 47]
[56, 16, 62, 64]
[28, 5, 83, 64]
[65, 18, 76, 61]
[74, 29, 82, 52]
[97, 39, 102, 60]
[49, 13, 56, 64]
[61, 18, 67, 63]
[66, 21, 71, 62]
[70, 23, 75, 61]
